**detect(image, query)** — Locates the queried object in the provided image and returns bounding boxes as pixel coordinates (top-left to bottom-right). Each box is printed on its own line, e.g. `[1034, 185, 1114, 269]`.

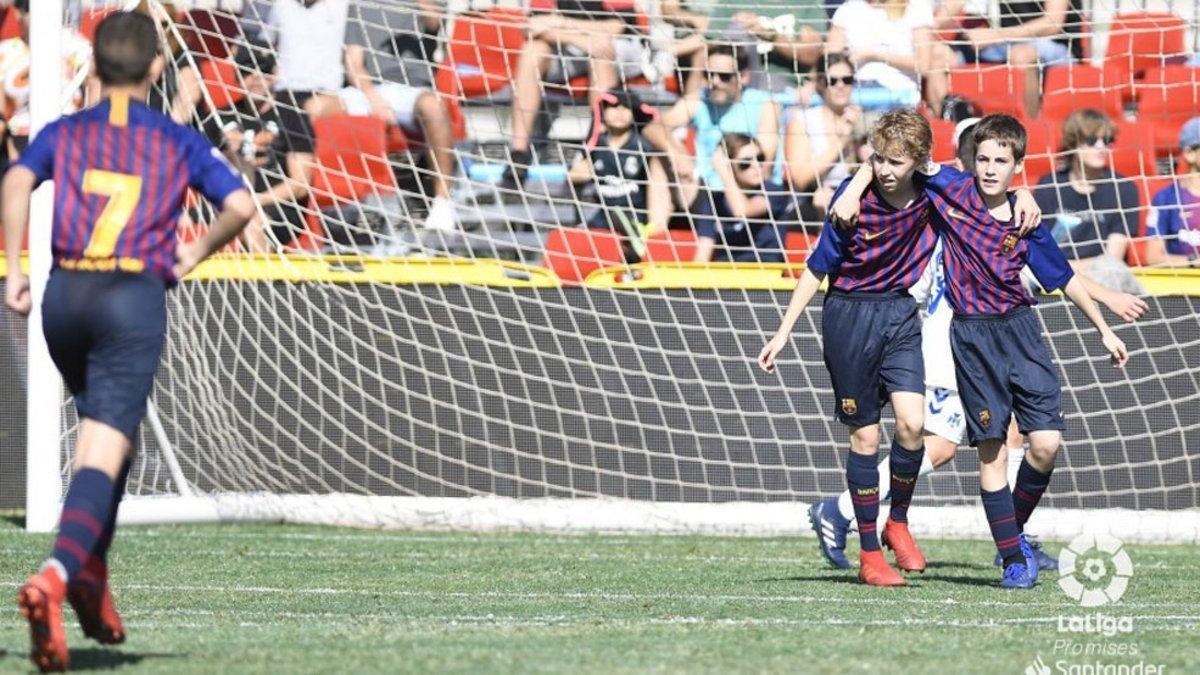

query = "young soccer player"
[759, 109, 1036, 586]
[823, 114, 1128, 588]
[809, 120, 1146, 572]
[6, 12, 254, 671]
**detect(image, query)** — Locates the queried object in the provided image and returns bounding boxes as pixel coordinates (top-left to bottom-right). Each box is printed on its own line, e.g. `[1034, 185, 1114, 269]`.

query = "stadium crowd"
[0, 0, 1198, 285]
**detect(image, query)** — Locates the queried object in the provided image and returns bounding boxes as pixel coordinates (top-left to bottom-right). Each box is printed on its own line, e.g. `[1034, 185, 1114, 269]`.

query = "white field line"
[4, 545, 1191, 572]
[96, 608, 1200, 632]
[0, 581, 1195, 611]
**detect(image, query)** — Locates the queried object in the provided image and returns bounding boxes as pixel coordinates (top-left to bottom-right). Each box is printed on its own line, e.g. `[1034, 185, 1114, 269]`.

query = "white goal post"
[17, 0, 1200, 545]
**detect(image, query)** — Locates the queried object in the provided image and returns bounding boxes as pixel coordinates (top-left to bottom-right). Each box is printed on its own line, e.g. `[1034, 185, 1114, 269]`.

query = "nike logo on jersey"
[946, 207, 969, 221]
[863, 230, 885, 242]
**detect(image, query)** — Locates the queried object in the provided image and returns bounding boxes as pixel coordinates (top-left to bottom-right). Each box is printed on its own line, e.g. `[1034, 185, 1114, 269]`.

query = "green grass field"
[1, 520, 1197, 674]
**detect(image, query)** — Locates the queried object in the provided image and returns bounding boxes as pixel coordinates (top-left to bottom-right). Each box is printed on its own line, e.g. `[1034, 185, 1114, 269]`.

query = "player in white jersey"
[808, 119, 1147, 571]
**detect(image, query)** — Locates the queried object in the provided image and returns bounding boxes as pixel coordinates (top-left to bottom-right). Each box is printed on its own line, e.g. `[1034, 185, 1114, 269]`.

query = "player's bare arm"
[758, 268, 823, 373]
[1061, 276, 1130, 367]
[173, 190, 256, 280]
[2, 165, 38, 315]
[831, 160, 1042, 233]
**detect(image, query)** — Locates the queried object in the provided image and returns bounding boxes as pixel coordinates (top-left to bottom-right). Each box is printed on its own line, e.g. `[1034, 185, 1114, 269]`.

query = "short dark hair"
[816, 53, 855, 83]
[707, 43, 750, 73]
[972, 114, 1028, 161]
[13, 0, 28, 14]
[721, 132, 758, 158]
[93, 11, 161, 86]
[956, 121, 979, 169]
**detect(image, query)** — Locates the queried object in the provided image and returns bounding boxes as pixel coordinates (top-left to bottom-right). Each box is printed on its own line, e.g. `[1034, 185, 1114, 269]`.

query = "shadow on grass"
[71, 648, 186, 671]
[754, 575, 861, 585]
[918, 573, 999, 588]
[923, 560, 994, 572]
[2, 514, 24, 528]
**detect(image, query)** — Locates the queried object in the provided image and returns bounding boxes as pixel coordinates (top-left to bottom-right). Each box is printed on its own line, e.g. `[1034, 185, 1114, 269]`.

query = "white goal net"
[8, 0, 1200, 543]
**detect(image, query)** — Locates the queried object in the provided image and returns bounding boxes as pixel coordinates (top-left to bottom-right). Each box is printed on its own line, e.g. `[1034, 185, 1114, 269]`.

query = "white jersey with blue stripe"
[909, 237, 958, 390]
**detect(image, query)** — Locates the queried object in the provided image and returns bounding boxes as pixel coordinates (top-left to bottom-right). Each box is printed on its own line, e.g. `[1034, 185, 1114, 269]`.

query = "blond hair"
[869, 109, 933, 163]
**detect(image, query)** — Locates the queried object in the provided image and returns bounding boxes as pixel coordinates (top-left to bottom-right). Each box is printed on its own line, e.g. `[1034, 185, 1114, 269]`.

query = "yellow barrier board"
[4, 254, 1200, 294]
[0, 254, 559, 287]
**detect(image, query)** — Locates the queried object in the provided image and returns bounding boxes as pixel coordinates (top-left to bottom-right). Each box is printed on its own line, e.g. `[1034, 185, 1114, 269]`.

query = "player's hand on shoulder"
[1104, 292, 1148, 323]
[1012, 188, 1041, 236]
[758, 334, 788, 374]
[4, 271, 30, 316]
[1102, 332, 1129, 368]
[829, 192, 861, 230]
[172, 241, 205, 280]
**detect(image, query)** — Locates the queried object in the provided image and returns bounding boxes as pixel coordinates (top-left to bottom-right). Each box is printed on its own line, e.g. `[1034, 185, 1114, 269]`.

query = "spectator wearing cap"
[568, 90, 671, 260]
[692, 133, 793, 264]
[663, 43, 782, 214]
[1144, 118, 1200, 267]
[785, 54, 863, 220]
[505, 0, 641, 183]
[1033, 109, 1142, 292]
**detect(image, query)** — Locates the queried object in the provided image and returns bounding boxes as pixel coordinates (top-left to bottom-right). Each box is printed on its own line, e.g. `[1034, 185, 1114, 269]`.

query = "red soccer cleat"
[68, 558, 126, 645]
[882, 518, 927, 573]
[17, 567, 70, 672]
[858, 549, 906, 587]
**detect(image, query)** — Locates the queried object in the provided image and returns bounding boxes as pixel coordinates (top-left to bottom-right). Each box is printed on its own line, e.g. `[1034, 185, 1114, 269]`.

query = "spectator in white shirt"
[825, 0, 955, 113]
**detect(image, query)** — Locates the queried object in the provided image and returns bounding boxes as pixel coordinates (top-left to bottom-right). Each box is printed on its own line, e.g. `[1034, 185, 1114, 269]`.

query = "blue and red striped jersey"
[919, 164, 1074, 315]
[16, 93, 245, 282]
[807, 179, 937, 292]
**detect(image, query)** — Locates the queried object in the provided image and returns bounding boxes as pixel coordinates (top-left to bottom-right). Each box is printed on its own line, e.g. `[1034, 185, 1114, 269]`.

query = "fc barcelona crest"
[841, 398, 858, 416]
[1001, 233, 1018, 254]
[978, 408, 992, 427]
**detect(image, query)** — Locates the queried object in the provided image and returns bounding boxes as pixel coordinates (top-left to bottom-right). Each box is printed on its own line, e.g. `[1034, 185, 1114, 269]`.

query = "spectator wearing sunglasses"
[1033, 109, 1141, 291]
[785, 54, 865, 221]
[1144, 117, 1200, 267]
[692, 134, 794, 264]
[662, 43, 783, 214]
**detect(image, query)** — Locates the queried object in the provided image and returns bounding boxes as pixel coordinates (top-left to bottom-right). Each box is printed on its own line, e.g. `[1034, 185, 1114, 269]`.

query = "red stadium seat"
[435, 8, 527, 100]
[309, 115, 396, 211]
[1019, 119, 1061, 187]
[1135, 66, 1200, 153]
[1104, 13, 1188, 81]
[1110, 121, 1159, 179]
[0, 7, 20, 40]
[1040, 65, 1122, 125]
[930, 118, 957, 164]
[644, 229, 697, 262]
[784, 231, 818, 265]
[542, 228, 625, 284]
[198, 58, 246, 110]
[177, 9, 241, 61]
[949, 65, 1025, 117]
[80, 7, 120, 42]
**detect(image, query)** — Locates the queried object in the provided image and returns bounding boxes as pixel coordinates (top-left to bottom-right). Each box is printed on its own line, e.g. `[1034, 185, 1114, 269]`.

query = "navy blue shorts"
[950, 306, 1065, 446]
[821, 290, 924, 427]
[42, 269, 168, 442]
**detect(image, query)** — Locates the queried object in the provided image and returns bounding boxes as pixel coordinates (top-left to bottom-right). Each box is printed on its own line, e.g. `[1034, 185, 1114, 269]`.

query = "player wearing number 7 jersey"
[4, 11, 254, 672]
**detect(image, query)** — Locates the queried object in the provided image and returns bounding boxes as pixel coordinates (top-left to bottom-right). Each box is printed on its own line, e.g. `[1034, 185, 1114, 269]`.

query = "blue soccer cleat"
[808, 499, 852, 570]
[1000, 560, 1037, 589]
[994, 534, 1058, 571]
[1018, 533, 1040, 584]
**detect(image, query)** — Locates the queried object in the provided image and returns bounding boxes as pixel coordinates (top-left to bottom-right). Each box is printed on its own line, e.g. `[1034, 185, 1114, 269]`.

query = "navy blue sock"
[981, 486, 1023, 567]
[51, 468, 115, 581]
[1013, 459, 1052, 532]
[846, 451, 881, 552]
[888, 439, 924, 523]
[90, 459, 131, 566]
